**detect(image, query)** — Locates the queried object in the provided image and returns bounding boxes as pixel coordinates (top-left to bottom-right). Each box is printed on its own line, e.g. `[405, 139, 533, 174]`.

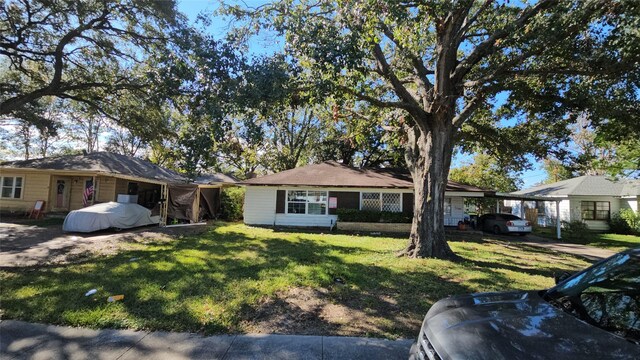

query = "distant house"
[508, 176, 640, 231]
[0, 152, 236, 224]
[241, 161, 492, 228]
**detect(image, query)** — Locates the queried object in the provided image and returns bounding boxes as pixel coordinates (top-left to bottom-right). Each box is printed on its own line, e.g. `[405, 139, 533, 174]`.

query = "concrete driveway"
[0, 220, 205, 267]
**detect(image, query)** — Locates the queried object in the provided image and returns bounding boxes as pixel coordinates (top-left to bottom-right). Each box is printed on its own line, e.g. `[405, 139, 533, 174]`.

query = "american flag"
[83, 183, 94, 207]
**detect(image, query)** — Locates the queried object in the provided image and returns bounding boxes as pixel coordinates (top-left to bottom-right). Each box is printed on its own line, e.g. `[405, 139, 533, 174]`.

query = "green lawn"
[0, 223, 590, 339]
[533, 227, 640, 252]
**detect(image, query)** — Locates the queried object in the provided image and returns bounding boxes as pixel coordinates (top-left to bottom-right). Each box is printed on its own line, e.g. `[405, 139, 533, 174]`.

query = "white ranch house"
[241, 161, 492, 229]
[506, 176, 640, 231]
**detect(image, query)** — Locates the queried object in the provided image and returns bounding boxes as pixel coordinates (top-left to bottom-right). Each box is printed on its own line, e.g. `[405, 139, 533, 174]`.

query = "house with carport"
[241, 161, 493, 229]
[507, 176, 640, 231]
[0, 152, 236, 225]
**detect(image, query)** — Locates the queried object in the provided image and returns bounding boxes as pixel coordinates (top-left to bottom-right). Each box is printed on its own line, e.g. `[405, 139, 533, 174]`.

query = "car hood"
[424, 291, 640, 360]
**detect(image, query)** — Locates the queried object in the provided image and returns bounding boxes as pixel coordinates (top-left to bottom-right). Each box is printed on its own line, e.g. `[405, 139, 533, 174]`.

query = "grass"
[0, 223, 590, 339]
[533, 226, 640, 252]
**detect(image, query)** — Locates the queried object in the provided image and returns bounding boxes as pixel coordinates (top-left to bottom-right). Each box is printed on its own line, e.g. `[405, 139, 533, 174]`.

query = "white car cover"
[63, 202, 158, 233]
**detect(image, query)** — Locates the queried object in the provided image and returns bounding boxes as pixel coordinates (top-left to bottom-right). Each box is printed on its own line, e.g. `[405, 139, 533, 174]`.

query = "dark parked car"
[478, 213, 532, 235]
[409, 248, 640, 360]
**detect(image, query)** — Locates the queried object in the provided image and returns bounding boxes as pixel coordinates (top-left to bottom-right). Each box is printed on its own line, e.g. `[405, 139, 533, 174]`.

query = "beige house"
[0, 152, 236, 225]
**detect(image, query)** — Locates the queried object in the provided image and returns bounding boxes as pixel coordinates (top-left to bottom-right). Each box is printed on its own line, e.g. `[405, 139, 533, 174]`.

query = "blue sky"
[176, 0, 548, 188]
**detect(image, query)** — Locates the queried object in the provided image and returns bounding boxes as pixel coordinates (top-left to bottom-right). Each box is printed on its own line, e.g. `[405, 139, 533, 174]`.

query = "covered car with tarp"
[63, 202, 159, 232]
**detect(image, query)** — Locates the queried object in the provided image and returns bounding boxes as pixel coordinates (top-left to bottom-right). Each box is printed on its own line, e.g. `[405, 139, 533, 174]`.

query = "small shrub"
[337, 208, 411, 223]
[608, 212, 633, 235]
[220, 187, 245, 221]
[561, 220, 591, 241]
[609, 209, 640, 235]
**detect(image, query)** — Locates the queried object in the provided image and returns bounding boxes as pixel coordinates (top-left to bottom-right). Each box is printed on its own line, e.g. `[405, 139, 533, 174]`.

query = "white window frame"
[1, 176, 24, 199]
[359, 191, 403, 213]
[285, 190, 328, 215]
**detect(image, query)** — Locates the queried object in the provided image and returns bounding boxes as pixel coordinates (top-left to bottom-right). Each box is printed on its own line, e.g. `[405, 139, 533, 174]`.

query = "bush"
[608, 209, 640, 235]
[561, 220, 591, 241]
[219, 187, 245, 221]
[337, 208, 412, 223]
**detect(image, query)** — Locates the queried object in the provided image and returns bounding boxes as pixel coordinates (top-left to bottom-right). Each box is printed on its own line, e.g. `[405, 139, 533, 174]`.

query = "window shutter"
[276, 190, 285, 213]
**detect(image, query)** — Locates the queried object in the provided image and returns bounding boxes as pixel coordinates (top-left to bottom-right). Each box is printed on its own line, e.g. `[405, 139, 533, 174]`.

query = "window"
[360, 192, 402, 212]
[581, 201, 610, 220]
[361, 192, 381, 211]
[1, 176, 23, 199]
[286, 190, 328, 215]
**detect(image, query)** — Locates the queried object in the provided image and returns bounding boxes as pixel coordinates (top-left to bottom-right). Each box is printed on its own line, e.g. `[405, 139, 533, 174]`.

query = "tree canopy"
[224, 0, 640, 258]
[0, 0, 184, 130]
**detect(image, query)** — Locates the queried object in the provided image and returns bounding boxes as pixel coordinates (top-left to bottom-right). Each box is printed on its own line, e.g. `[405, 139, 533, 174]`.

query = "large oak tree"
[0, 0, 181, 130]
[226, 0, 640, 258]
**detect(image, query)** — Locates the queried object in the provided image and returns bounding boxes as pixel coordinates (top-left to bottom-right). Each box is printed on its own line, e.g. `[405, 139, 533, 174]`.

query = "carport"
[491, 192, 564, 239]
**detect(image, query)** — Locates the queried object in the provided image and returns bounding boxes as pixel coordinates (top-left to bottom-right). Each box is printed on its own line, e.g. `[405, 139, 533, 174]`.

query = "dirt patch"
[242, 286, 421, 338]
[0, 221, 208, 267]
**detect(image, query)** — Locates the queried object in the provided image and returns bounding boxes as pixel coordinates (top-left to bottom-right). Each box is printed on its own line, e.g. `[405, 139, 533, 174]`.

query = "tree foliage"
[224, 0, 640, 259]
[0, 0, 182, 130]
[449, 153, 521, 213]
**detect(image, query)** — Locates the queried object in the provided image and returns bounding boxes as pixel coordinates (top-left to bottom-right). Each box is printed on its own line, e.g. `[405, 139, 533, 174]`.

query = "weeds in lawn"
[0, 223, 590, 338]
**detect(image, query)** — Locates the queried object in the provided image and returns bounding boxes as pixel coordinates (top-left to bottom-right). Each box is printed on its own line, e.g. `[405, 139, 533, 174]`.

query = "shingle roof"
[194, 173, 238, 185]
[511, 175, 640, 197]
[241, 161, 489, 192]
[621, 180, 640, 197]
[0, 152, 187, 183]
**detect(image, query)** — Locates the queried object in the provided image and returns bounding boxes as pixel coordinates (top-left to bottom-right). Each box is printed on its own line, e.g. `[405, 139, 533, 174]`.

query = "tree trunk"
[399, 120, 457, 259]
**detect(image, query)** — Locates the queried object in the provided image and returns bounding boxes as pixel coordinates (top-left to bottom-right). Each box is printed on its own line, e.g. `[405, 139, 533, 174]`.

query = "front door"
[52, 177, 71, 211]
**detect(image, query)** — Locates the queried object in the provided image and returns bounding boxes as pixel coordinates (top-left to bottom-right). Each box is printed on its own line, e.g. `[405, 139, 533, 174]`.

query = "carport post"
[520, 200, 524, 218]
[496, 200, 500, 213]
[160, 184, 168, 227]
[91, 175, 96, 205]
[556, 200, 561, 239]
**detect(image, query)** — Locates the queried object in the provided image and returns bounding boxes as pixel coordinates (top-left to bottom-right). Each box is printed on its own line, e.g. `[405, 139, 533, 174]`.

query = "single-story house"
[241, 161, 492, 228]
[0, 152, 236, 225]
[507, 176, 640, 231]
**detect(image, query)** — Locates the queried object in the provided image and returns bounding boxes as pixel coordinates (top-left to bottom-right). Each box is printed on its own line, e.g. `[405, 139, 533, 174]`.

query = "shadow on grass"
[0, 224, 589, 338]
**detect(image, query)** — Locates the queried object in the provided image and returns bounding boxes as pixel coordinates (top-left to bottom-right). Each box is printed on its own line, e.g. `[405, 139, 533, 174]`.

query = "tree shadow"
[0, 224, 590, 339]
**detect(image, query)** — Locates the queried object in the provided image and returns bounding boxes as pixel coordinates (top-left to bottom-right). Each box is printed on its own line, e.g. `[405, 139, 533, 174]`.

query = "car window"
[545, 252, 640, 343]
[501, 214, 520, 220]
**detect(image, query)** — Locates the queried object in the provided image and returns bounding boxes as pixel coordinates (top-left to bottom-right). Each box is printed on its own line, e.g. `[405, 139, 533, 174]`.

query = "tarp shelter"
[166, 173, 238, 223]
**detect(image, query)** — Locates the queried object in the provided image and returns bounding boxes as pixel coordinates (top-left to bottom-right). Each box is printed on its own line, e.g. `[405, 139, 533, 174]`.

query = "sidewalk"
[0, 320, 413, 360]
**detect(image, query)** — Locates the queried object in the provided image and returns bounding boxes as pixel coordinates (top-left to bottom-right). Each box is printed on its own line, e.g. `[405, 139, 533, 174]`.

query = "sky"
[175, 0, 548, 188]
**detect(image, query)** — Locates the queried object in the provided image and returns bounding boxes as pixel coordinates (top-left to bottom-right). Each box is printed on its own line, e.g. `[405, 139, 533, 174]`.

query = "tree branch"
[452, 0, 555, 83]
[452, 95, 484, 128]
[371, 43, 424, 113]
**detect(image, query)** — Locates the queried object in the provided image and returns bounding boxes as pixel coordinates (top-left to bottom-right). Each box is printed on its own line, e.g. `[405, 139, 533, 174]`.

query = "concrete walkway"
[519, 235, 616, 261]
[0, 320, 413, 360]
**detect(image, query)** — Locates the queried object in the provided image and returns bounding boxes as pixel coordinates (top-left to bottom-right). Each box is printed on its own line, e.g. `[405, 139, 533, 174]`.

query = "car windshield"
[544, 250, 640, 343]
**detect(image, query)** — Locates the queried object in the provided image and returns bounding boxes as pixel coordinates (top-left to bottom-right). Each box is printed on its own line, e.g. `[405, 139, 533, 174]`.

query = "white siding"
[445, 196, 465, 226]
[243, 187, 277, 225]
[621, 198, 638, 212]
[275, 214, 338, 227]
[243, 185, 474, 228]
[542, 199, 571, 223]
[569, 196, 622, 231]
